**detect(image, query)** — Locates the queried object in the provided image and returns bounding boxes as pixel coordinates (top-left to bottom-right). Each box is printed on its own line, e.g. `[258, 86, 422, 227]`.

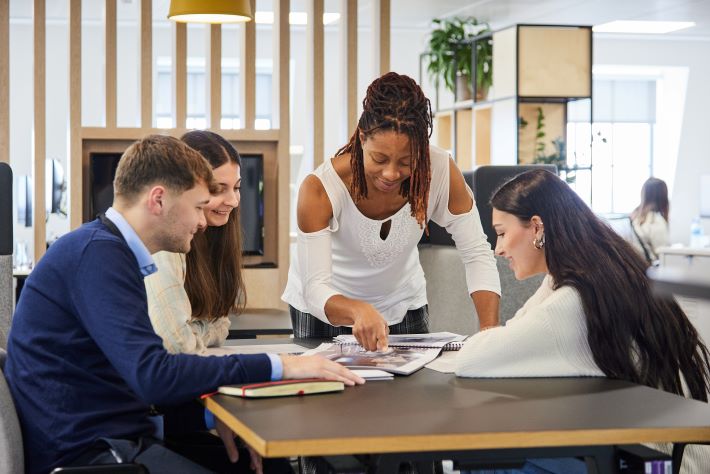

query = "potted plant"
[425, 17, 492, 101]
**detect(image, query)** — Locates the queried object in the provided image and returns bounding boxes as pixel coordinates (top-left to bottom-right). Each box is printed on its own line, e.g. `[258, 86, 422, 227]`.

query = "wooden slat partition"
[343, 0, 357, 135]
[33, 0, 46, 261]
[69, 0, 82, 229]
[374, 0, 390, 74]
[0, 0, 8, 164]
[275, 0, 290, 305]
[209, 24, 221, 129]
[242, 0, 256, 129]
[105, 0, 116, 128]
[140, 0, 152, 128]
[310, 0, 324, 166]
[174, 22, 186, 128]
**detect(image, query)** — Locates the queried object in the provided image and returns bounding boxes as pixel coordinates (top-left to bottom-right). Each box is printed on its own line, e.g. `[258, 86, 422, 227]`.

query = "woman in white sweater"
[456, 169, 710, 474]
[630, 177, 670, 263]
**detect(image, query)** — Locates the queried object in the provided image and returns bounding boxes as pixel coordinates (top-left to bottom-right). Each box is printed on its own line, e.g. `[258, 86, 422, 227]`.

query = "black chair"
[471, 165, 557, 248]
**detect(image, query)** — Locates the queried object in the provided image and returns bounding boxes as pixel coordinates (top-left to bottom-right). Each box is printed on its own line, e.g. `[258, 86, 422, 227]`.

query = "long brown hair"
[181, 130, 245, 320]
[631, 177, 669, 224]
[491, 170, 710, 401]
[336, 72, 433, 227]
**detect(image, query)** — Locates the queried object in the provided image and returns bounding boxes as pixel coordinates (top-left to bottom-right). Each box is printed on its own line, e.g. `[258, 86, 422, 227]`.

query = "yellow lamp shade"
[168, 0, 252, 24]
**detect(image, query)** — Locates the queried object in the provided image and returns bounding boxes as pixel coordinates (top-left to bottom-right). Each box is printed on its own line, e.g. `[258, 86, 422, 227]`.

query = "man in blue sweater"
[5, 135, 363, 474]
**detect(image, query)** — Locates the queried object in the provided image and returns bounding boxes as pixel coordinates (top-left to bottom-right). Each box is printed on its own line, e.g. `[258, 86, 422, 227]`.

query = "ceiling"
[384, 0, 710, 38]
[9, 0, 710, 39]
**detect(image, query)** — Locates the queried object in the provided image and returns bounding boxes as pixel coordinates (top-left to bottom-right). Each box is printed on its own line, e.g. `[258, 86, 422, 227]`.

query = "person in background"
[145, 130, 245, 355]
[630, 177, 670, 263]
[454, 169, 710, 474]
[282, 72, 500, 352]
[5, 135, 364, 474]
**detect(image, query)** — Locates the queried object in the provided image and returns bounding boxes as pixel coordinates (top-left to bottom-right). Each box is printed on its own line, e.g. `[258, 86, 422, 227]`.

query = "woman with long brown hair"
[282, 72, 501, 351]
[456, 169, 710, 473]
[630, 177, 670, 262]
[145, 130, 245, 354]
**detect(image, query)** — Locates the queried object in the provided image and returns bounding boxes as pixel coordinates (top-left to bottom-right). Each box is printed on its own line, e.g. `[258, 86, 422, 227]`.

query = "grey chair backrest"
[0, 348, 25, 474]
[0, 162, 13, 349]
[420, 245, 543, 332]
[420, 245, 478, 334]
[419, 165, 553, 332]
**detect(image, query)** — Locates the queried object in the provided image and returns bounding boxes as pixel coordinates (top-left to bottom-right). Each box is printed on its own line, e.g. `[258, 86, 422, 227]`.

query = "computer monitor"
[240, 154, 265, 256]
[88, 151, 266, 257]
[16, 175, 32, 227]
[45, 158, 65, 215]
[89, 152, 123, 220]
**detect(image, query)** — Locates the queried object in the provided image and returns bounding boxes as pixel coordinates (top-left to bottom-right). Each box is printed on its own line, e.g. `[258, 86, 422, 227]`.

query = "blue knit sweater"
[5, 219, 272, 474]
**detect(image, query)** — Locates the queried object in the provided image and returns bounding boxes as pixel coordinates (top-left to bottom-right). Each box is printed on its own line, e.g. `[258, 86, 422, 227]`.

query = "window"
[567, 78, 657, 213]
[155, 65, 272, 129]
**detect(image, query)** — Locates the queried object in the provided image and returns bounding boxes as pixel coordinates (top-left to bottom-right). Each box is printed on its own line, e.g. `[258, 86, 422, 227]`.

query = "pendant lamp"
[168, 0, 252, 24]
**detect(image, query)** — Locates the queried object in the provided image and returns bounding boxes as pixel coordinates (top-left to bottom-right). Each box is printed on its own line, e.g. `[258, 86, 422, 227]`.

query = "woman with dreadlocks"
[282, 72, 501, 351]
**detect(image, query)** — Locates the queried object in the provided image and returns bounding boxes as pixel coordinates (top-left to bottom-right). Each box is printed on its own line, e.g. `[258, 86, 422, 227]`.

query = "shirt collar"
[105, 207, 158, 277]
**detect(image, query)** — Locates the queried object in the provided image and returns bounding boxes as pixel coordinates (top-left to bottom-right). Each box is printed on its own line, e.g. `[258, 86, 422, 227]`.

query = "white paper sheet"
[203, 343, 307, 356]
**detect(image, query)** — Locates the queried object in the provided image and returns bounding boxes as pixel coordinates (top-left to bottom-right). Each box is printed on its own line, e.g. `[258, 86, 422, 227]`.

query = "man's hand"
[351, 302, 390, 352]
[281, 354, 365, 385]
[246, 445, 263, 474]
[215, 418, 239, 463]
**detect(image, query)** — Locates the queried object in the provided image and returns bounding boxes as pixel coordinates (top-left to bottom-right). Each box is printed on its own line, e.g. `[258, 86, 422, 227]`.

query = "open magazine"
[304, 343, 441, 375]
[333, 332, 468, 351]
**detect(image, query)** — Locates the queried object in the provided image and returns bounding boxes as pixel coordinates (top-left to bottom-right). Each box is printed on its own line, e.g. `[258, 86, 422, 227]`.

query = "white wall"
[594, 37, 710, 245]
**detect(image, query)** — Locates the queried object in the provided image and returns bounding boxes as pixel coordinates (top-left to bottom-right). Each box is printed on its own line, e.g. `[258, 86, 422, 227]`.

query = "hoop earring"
[533, 233, 545, 250]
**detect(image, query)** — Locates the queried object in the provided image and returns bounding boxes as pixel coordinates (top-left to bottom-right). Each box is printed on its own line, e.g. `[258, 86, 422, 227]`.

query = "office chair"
[0, 163, 12, 350]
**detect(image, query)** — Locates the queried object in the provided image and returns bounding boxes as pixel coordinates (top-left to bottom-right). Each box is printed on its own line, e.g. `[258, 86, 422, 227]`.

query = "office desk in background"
[204, 340, 710, 474]
[228, 308, 292, 338]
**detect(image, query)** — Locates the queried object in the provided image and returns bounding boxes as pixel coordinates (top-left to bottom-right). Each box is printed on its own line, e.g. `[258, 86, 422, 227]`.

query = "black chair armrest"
[51, 463, 148, 473]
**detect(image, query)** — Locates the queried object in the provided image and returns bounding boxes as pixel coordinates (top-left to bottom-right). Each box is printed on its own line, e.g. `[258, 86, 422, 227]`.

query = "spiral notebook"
[332, 332, 468, 351]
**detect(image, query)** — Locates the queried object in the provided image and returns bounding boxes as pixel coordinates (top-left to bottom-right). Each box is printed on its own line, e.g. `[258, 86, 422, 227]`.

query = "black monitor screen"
[89, 153, 122, 221]
[89, 151, 264, 256]
[239, 154, 264, 256]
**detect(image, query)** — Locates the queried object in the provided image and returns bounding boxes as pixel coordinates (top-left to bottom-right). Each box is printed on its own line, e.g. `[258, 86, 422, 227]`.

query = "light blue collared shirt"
[104, 207, 282, 389]
[105, 207, 157, 277]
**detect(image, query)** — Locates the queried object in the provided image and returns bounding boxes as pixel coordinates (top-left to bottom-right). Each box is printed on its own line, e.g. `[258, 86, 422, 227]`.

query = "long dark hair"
[491, 170, 710, 401]
[336, 72, 433, 227]
[181, 130, 245, 320]
[631, 177, 669, 224]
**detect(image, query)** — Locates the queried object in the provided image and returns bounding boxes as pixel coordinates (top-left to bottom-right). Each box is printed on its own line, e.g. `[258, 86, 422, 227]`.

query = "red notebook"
[217, 379, 345, 398]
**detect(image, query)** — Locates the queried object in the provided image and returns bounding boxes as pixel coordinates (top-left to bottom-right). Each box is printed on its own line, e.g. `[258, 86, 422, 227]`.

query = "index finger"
[324, 360, 366, 385]
[376, 324, 389, 352]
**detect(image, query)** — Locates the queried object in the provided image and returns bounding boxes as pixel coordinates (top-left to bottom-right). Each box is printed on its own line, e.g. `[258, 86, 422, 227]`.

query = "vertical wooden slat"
[309, 0, 324, 166]
[209, 24, 221, 129]
[275, 0, 290, 306]
[343, 0, 357, 135]
[33, 0, 46, 261]
[140, 0, 152, 128]
[0, 0, 9, 164]
[105, 0, 116, 128]
[373, 0, 390, 75]
[69, 0, 82, 228]
[242, 0, 256, 129]
[174, 22, 187, 128]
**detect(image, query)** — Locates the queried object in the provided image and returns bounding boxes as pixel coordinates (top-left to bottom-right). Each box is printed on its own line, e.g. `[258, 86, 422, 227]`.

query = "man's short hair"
[114, 134, 216, 203]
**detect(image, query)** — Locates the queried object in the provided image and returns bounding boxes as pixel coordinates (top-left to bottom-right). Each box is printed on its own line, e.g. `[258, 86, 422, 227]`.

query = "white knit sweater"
[455, 274, 603, 378]
[455, 274, 710, 474]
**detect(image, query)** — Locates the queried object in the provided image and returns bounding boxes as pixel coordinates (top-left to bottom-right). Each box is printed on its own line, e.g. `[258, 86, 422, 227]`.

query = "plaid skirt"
[289, 305, 430, 338]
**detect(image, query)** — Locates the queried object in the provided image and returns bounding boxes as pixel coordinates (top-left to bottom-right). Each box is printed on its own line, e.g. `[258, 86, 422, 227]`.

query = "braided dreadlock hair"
[335, 72, 433, 227]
